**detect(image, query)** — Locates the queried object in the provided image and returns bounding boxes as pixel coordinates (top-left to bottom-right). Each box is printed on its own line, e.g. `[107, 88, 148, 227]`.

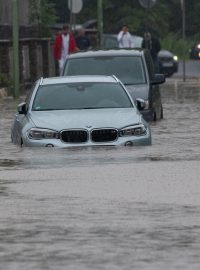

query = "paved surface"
[174, 59, 200, 79]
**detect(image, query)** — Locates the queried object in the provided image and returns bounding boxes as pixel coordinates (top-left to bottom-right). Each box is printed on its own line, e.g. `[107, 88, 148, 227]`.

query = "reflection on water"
[1, 80, 200, 270]
[1, 188, 200, 270]
[0, 159, 23, 167]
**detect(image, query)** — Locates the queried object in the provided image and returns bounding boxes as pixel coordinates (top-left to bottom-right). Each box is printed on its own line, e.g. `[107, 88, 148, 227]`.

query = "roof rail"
[112, 74, 120, 82]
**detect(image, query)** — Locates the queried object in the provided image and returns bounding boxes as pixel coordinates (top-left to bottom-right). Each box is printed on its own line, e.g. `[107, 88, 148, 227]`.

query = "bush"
[161, 33, 194, 60]
[0, 73, 11, 88]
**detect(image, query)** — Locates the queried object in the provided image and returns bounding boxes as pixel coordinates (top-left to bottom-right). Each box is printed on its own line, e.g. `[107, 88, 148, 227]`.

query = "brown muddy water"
[0, 79, 200, 270]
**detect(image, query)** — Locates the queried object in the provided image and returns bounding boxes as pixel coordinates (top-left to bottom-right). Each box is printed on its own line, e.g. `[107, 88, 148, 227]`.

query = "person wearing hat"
[53, 24, 78, 75]
[117, 25, 134, 48]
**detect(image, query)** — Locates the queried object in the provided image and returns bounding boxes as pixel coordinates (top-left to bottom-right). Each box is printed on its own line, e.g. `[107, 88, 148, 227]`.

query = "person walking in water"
[53, 24, 77, 75]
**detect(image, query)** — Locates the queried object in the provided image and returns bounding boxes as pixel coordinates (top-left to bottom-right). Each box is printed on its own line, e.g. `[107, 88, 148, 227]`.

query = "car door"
[144, 50, 162, 120]
[12, 82, 37, 145]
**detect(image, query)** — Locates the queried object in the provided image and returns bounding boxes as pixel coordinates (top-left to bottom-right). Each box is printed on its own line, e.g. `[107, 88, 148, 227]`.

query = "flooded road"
[1, 78, 200, 270]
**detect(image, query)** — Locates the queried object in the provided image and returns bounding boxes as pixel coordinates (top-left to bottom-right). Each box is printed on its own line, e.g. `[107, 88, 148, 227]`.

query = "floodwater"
[1, 78, 200, 270]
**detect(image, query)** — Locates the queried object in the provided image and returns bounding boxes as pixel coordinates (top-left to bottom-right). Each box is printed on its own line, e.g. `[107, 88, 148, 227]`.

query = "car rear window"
[32, 82, 133, 111]
[63, 56, 146, 85]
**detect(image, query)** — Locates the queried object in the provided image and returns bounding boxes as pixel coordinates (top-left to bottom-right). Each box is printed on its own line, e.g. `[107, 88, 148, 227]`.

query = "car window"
[64, 56, 146, 85]
[131, 35, 143, 48]
[144, 50, 155, 79]
[32, 82, 133, 111]
[102, 36, 119, 49]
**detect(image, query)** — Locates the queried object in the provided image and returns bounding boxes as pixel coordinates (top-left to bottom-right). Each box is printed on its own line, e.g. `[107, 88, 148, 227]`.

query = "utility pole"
[97, 0, 103, 48]
[69, 0, 73, 30]
[181, 0, 186, 82]
[12, 0, 20, 98]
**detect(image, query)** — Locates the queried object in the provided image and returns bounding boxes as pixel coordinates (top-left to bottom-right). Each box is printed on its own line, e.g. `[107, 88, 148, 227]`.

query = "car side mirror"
[151, 74, 165, 85]
[136, 98, 146, 111]
[18, 102, 27, 114]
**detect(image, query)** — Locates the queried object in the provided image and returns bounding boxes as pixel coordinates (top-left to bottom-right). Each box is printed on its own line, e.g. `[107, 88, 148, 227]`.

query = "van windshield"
[63, 56, 146, 85]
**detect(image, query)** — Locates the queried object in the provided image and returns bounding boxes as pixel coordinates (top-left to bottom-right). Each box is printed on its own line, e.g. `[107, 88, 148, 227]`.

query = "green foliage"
[48, 0, 200, 38]
[0, 73, 11, 88]
[48, 0, 71, 22]
[102, 0, 171, 35]
[161, 33, 194, 60]
[29, 0, 57, 36]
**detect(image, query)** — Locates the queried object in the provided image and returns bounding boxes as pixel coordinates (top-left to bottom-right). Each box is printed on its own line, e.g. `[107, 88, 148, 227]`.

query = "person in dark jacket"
[75, 28, 91, 51]
[142, 31, 161, 72]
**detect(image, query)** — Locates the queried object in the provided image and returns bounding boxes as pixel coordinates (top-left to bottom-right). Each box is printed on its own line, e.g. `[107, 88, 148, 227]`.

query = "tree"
[48, 0, 200, 37]
[29, 0, 57, 36]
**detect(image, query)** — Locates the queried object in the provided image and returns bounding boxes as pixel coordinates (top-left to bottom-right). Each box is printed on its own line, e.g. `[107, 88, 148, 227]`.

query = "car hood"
[29, 108, 142, 130]
[158, 50, 173, 57]
[125, 84, 149, 100]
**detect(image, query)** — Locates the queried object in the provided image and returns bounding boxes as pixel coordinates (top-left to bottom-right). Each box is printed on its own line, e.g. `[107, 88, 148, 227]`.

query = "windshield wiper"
[33, 108, 66, 111]
[80, 107, 100, 109]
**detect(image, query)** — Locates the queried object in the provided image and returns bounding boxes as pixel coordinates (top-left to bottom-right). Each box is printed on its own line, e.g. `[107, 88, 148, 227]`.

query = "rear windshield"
[63, 56, 146, 85]
[32, 82, 133, 111]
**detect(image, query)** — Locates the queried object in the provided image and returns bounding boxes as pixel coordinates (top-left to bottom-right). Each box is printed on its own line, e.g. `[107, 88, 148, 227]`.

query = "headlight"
[119, 124, 147, 137]
[197, 44, 200, 49]
[173, 55, 178, 61]
[28, 128, 59, 140]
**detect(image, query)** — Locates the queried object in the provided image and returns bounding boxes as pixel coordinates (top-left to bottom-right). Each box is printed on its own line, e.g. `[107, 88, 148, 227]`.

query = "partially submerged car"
[102, 34, 143, 49]
[63, 49, 165, 122]
[11, 75, 151, 147]
[158, 50, 178, 77]
[189, 42, 200, 59]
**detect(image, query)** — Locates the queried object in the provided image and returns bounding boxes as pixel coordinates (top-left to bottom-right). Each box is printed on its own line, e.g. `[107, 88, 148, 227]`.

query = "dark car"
[102, 33, 143, 49]
[102, 34, 178, 77]
[158, 50, 178, 77]
[63, 49, 165, 122]
[189, 43, 200, 59]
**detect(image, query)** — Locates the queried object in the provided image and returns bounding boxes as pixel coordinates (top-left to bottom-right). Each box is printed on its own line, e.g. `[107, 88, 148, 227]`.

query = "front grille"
[61, 130, 88, 143]
[160, 57, 173, 63]
[91, 128, 118, 142]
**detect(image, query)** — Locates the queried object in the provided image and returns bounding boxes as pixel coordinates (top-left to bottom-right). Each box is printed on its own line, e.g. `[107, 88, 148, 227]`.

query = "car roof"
[158, 50, 173, 57]
[67, 49, 144, 59]
[41, 75, 119, 85]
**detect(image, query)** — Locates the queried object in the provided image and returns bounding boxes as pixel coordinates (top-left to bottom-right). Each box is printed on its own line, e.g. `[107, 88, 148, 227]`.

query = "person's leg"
[153, 57, 160, 73]
[58, 58, 65, 76]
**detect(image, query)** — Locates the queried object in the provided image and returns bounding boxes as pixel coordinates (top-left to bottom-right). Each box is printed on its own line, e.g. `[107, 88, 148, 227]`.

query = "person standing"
[53, 24, 77, 75]
[117, 25, 133, 48]
[75, 28, 91, 51]
[141, 31, 161, 72]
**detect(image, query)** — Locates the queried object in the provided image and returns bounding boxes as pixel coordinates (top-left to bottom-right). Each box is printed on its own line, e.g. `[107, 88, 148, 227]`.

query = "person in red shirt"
[53, 24, 77, 75]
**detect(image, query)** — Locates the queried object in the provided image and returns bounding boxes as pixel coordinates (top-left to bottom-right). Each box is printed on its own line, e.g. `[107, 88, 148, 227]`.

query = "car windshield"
[63, 56, 146, 85]
[32, 82, 133, 111]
